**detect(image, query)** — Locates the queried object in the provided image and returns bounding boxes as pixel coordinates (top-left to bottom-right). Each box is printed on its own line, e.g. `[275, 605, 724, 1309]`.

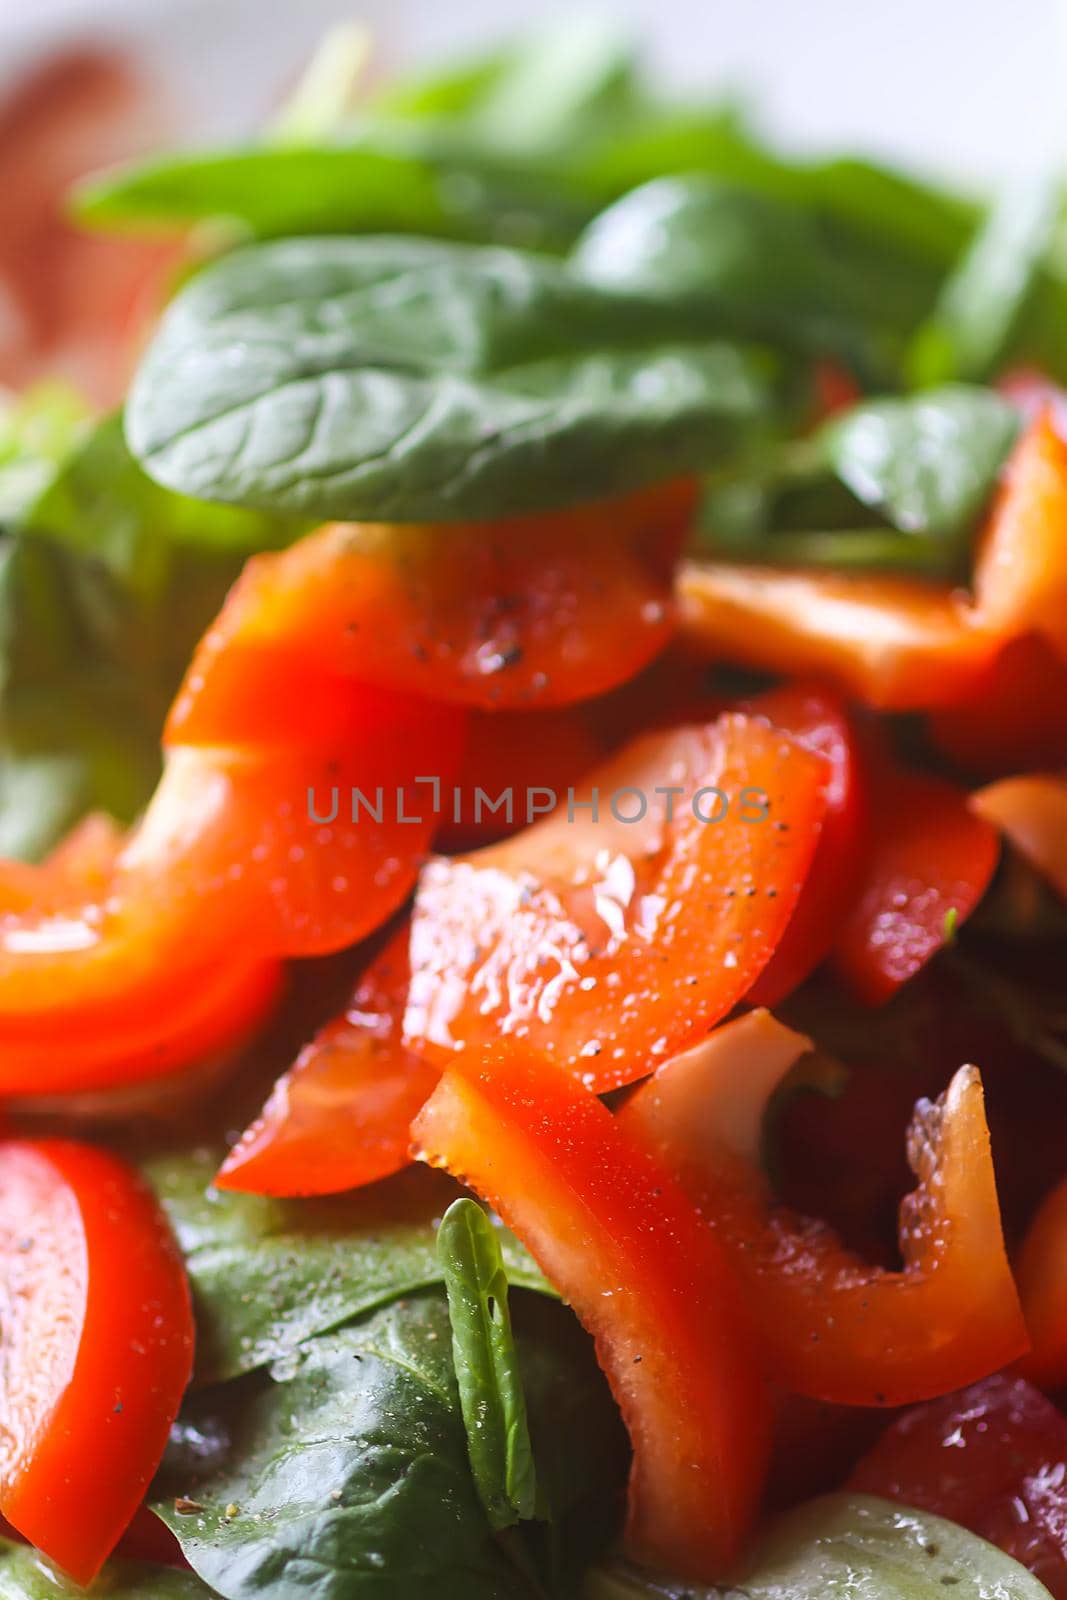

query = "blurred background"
[0, 0, 1064, 182]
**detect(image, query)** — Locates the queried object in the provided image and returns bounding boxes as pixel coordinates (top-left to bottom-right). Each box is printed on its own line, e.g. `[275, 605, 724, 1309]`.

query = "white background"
[0, 0, 1065, 185]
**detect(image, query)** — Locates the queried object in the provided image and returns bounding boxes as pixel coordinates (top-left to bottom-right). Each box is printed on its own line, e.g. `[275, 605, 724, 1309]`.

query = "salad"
[1, 18, 1067, 1599]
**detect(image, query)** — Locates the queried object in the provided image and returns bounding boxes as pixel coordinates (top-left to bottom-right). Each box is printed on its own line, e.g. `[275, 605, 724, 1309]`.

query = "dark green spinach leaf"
[0, 1539, 216, 1598]
[909, 183, 1058, 387]
[146, 1151, 550, 1386]
[585, 1493, 1053, 1598]
[155, 1290, 625, 1600]
[822, 384, 1019, 546]
[438, 1198, 538, 1529]
[125, 234, 774, 523]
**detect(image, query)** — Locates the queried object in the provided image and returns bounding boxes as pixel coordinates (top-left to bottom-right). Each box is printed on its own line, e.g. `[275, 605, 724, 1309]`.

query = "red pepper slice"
[831, 751, 999, 1005]
[971, 774, 1067, 903]
[1017, 1175, 1067, 1391]
[0, 1140, 193, 1584]
[411, 1046, 770, 1583]
[620, 1010, 1028, 1406]
[216, 929, 437, 1197]
[168, 480, 695, 738]
[744, 684, 869, 1005]
[930, 631, 1067, 777]
[404, 713, 828, 1090]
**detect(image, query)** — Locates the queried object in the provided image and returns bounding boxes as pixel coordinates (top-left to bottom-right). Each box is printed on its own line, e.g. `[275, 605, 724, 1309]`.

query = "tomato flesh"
[850, 1375, 1067, 1599]
[0, 1140, 193, 1584]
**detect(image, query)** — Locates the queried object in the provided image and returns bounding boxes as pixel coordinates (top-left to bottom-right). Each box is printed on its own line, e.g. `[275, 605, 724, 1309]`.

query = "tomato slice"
[620, 1011, 1028, 1406]
[411, 1045, 770, 1583]
[678, 561, 996, 710]
[168, 480, 696, 740]
[743, 684, 869, 1005]
[849, 1375, 1067, 1599]
[0, 814, 123, 914]
[1017, 1175, 1067, 1391]
[216, 929, 438, 1196]
[404, 713, 827, 1090]
[0, 1140, 193, 1584]
[973, 409, 1067, 661]
[831, 752, 1000, 1005]
[971, 774, 1067, 903]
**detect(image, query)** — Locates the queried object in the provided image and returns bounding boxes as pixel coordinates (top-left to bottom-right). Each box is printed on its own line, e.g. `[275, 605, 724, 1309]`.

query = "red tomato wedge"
[678, 561, 995, 710]
[831, 755, 1000, 1005]
[411, 1046, 770, 1583]
[216, 929, 438, 1197]
[404, 713, 828, 1090]
[0, 1140, 193, 1584]
[971, 774, 1067, 902]
[744, 684, 869, 1005]
[168, 480, 696, 740]
[1017, 1176, 1067, 1391]
[850, 1375, 1067, 1599]
[620, 1010, 1028, 1406]
[973, 409, 1067, 661]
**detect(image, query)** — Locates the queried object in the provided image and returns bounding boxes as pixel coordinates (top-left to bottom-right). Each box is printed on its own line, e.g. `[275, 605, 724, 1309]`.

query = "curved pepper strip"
[680, 411, 1067, 714]
[411, 1045, 771, 1584]
[1016, 1175, 1067, 1391]
[831, 745, 1000, 1005]
[619, 1009, 1029, 1407]
[0, 1139, 194, 1584]
[168, 478, 696, 738]
[217, 711, 828, 1195]
[971, 775, 1067, 903]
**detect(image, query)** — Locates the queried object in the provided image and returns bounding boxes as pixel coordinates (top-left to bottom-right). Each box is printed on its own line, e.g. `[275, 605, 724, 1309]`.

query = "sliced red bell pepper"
[1017, 1175, 1067, 1391]
[973, 408, 1067, 662]
[971, 774, 1067, 903]
[678, 561, 996, 710]
[215, 928, 439, 1196]
[849, 1375, 1067, 1599]
[744, 684, 869, 1005]
[930, 631, 1067, 776]
[620, 1009, 1029, 1406]
[168, 480, 696, 740]
[411, 1045, 771, 1583]
[831, 750, 999, 1005]
[0, 1139, 194, 1584]
[404, 712, 828, 1090]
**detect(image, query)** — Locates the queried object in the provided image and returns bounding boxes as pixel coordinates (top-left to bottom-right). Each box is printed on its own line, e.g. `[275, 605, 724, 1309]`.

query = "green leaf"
[572, 177, 859, 357]
[125, 234, 775, 523]
[909, 183, 1058, 386]
[438, 1198, 538, 1529]
[146, 1150, 552, 1386]
[821, 384, 1019, 546]
[0, 382, 90, 521]
[585, 1492, 1054, 1597]
[155, 1290, 624, 1600]
[0, 1538, 215, 1597]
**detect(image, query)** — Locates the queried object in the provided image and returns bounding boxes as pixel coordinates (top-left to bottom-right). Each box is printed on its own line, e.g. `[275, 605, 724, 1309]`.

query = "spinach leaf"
[0, 1539, 216, 1598]
[822, 384, 1019, 547]
[438, 1198, 538, 1529]
[572, 177, 858, 358]
[146, 1150, 551, 1386]
[0, 415, 297, 859]
[125, 234, 774, 523]
[585, 1493, 1053, 1598]
[0, 383, 90, 521]
[909, 183, 1058, 387]
[155, 1290, 625, 1600]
